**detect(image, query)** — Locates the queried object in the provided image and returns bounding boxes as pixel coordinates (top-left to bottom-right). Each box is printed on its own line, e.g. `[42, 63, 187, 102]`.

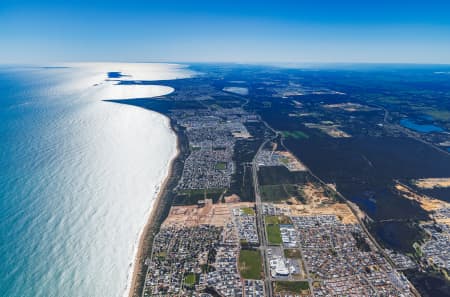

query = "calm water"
[400, 118, 444, 133]
[351, 196, 377, 217]
[0, 64, 186, 296]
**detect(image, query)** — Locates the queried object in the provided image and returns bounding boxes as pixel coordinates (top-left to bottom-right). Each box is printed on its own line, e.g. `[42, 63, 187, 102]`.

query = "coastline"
[126, 113, 189, 297]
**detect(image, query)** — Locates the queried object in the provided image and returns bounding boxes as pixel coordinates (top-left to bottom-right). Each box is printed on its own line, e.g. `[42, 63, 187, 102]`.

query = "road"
[251, 117, 283, 296]
[252, 120, 317, 297]
[252, 134, 274, 297]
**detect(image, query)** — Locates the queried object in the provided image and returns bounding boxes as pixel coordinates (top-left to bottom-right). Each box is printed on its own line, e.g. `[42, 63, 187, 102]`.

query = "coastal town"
[123, 66, 450, 297]
[136, 89, 420, 296]
[141, 200, 416, 296]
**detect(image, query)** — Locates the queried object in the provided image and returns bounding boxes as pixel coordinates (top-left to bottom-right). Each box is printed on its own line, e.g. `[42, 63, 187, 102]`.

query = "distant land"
[115, 63, 450, 297]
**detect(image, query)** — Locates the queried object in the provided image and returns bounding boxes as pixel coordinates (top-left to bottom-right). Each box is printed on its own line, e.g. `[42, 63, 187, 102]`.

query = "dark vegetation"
[370, 221, 426, 254]
[258, 166, 309, 186]
[351, 231, 371, 252]
[405, 270, 450, 297]
[227, 122, 272, 201]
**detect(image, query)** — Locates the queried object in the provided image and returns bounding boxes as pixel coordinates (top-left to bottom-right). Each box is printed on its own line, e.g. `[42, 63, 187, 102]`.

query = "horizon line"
[2, 61, 450, 67]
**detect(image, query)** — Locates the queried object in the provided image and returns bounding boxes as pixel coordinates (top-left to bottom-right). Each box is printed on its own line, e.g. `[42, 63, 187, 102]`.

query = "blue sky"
[1, 0, 450, 63]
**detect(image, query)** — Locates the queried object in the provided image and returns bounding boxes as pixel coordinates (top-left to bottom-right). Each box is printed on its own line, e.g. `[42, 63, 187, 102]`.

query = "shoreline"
[126, 113, 188, 297]
[125, 130, 178, 297]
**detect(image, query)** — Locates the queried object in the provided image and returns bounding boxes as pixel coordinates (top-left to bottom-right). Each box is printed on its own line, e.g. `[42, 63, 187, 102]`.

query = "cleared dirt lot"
[414, 178, 450, 189]
[162, 201, 255, 227]
[395, 183, 449, 212]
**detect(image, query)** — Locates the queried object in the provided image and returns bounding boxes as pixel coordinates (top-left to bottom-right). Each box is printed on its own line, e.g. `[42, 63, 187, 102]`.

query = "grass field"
[241, 207, 255, 215]
[156, 251, 167, 260]
[184, 273, 196, 287]
[239, 250, 263, 279]
[215, 162, 227, 170]
[265, 215, 292, 225]
[260, 185, 293, 202]
[274, 281, 310, 294]
[265, 215, 279, 224]
[281, 130, 309, 139]
[266, 224, 282, 245]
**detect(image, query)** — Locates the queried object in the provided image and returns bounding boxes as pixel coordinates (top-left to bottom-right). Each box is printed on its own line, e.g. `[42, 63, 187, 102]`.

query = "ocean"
[0, 63, 192, 297]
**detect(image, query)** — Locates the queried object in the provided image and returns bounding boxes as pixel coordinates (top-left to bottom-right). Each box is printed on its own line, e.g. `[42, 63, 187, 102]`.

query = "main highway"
[252, 131, 274, 297]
